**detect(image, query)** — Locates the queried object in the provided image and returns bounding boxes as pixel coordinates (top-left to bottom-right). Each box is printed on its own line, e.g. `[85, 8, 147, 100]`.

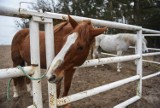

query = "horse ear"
[68, 15, 78, 28]
[90, 27, 107, 37]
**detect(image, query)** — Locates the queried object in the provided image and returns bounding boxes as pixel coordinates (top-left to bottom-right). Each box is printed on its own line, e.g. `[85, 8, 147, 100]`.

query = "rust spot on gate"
[49, 94, 54, 105]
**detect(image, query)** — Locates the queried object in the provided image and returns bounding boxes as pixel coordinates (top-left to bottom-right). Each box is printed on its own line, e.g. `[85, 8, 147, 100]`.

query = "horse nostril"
[48, 75, 56, 82]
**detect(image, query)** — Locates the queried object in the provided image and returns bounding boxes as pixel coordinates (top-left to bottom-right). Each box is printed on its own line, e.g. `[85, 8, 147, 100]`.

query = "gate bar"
[114, 96, 140, 108]
[142, 52, 160, 57]
[78, 55, 140, 68]
[142, 28, 160, 34]
[136, 30, 143, 98]
[0, 66, 34, 79]
[44, 18, 57, 108]
[29, 17, 43, 108]
[1, 6, 160, 33]
[129, 46, 160, 51]
[143, 60, 160, 65]
[143, 34, 160, 36]
[57, 75, 140, 106]
[142, 71, 160, 80]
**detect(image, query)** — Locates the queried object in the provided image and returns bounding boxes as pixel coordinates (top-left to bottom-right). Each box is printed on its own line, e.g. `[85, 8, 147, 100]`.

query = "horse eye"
[78, 46, 84, 50]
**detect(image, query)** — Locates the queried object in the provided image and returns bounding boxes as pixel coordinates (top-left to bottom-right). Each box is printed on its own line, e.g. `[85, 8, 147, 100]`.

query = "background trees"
[17, 0, 160, 48]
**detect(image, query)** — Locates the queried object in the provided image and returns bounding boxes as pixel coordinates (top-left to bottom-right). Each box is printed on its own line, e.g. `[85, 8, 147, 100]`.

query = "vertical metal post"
[136, 29, 143, 97]
[44, 18, 57, 108]
[29, 17, 43, 108]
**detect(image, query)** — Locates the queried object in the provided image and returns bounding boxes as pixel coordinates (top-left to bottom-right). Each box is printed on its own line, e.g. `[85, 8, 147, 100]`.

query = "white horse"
[92, 33, 148, 72]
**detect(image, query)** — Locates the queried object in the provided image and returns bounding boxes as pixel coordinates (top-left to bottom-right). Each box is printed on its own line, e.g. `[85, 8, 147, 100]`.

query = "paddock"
[0, 5, 160, 108]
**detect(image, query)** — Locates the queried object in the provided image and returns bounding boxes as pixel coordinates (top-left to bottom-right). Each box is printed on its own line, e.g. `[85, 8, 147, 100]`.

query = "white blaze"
[46, 33, 78, 79]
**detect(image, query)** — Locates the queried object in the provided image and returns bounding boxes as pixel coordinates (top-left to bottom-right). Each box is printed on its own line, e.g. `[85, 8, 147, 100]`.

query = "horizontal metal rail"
[142, 28, 160, 34]
[101, 52, 117, 57]
[48, 13, 141, 31]
[146, 48, 160, 51]
[0, 66, 35, 79]
[143, 60, 160, 65]
[77, 55, 140, 68]
[57, 75, 140, 106]
[114, 96, 141, 108]
[142, 71, 160, 80]
[0, 6, 141, 31]
[143, 34, 160, 36]
[142, 52, 160, 57]
[17, 11, 160, 33]
[129, 46, 160, 51]
[1, 6, 160, 33]
[103, 46, 160, 52]
[97, 53, 160, 65]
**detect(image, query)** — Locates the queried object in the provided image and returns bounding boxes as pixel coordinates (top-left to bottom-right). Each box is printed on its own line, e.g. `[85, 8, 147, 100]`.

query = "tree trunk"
[133, 0, 141, 25]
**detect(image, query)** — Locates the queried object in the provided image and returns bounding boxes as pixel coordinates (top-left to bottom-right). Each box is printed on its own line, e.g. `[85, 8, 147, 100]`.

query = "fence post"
[29, 17, 43, 108]
[136, 29, 143, 97]
[44, 18, 57, 108]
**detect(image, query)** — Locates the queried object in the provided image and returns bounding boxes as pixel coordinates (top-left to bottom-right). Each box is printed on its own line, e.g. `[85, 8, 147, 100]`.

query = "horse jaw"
[46, 33, 78, 82]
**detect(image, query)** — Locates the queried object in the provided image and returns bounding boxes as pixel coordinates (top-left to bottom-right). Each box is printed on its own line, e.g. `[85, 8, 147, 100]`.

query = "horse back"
[11, 21, 73, 68]
[11, 28, 29, 46]
[11, 28, 30, 66]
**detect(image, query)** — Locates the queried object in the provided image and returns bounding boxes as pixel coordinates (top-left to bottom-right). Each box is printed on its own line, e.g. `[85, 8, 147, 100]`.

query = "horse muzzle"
[143, 50, 149, 53]
[48, 75, 63, 84]
[145, 50, 148, 53]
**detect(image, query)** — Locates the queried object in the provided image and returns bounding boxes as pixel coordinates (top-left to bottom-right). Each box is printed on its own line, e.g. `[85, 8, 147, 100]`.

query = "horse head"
[46, 15, 107, 83]
[142, 37, 148, 53]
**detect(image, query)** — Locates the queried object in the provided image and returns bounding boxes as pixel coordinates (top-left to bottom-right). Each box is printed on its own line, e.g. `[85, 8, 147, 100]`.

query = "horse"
[11, 15, 107, 107]
[92, 33, 148, 72]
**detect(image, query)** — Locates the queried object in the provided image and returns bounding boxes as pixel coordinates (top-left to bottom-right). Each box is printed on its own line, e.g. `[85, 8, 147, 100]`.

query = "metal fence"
[0, 6, 160, 108]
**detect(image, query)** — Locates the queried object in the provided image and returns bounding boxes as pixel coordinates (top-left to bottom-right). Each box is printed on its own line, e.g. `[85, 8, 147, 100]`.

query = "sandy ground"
[0, 45, 160, 108]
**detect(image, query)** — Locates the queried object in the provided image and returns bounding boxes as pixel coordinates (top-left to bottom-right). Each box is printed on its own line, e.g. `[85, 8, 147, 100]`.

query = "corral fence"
[0, 5, 160, 108]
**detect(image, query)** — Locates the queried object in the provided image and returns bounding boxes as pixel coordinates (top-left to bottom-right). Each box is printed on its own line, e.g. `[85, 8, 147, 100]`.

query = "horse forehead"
[74, 23, 91, 40]
[63, 32, 90, 65]
[62, 32, 78, 55]
[78, 21, 92, 28]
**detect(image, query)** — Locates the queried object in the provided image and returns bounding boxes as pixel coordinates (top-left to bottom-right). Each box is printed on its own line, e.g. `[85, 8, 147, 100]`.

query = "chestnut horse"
[11, 15, 107, 107]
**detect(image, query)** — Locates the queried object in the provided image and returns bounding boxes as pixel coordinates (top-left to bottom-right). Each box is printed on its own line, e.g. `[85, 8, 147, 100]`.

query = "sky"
[0, 0, 34, 45]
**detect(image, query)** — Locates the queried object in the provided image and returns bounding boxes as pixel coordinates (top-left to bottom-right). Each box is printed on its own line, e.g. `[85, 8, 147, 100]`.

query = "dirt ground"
[0, 45, 160, 108]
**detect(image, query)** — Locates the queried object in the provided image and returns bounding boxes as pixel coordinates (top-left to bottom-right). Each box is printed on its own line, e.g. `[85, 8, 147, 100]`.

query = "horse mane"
[143, 37, 147, 45]
[117, 33, 136, 45]
[54, 21, 69, 33]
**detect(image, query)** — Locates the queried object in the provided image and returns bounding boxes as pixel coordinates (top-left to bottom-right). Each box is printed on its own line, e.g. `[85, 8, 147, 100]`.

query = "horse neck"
[131, 35, 146, 46]
[96, 34, 106, 41]
[122, 34, 137, 45]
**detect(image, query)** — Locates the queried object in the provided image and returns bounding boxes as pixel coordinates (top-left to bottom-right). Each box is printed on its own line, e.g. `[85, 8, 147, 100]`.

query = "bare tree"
[15, 0, 58, 29]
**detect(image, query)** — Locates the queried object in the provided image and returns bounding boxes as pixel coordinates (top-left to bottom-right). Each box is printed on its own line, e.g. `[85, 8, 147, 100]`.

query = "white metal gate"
[0, 5, 160, 108]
